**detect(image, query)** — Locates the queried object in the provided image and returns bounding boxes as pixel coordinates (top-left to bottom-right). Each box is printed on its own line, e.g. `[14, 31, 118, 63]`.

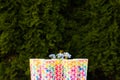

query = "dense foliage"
[0, 0, 120, 80]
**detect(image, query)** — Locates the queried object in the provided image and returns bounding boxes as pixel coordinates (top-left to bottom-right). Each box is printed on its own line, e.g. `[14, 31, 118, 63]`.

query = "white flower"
[56, 53, 64, 59]
[49, 54, 56, 59]
[64, 52, 71, 58]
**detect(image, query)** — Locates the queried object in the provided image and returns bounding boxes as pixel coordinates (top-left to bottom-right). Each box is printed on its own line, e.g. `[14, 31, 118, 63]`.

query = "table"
[30, 59, 88, 80]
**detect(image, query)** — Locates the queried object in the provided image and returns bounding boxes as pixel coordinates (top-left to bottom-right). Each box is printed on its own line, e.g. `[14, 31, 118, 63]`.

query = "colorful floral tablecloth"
[30, 59, 88, 80]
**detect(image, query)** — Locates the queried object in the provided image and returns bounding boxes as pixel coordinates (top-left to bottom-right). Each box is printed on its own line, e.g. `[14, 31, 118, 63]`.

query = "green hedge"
[0, 0, 120, 80]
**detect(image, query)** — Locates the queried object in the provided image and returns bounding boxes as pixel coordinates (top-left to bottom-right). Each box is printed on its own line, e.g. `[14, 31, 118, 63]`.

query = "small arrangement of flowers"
[49, 50, 71, 59]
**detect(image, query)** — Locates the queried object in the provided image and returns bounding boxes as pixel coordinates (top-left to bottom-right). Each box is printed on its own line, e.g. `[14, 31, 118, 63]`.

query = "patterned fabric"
[30, 59, 88, 80]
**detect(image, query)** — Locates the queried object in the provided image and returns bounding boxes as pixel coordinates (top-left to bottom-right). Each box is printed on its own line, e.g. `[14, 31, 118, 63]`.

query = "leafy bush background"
[0, 0, 120, 80]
